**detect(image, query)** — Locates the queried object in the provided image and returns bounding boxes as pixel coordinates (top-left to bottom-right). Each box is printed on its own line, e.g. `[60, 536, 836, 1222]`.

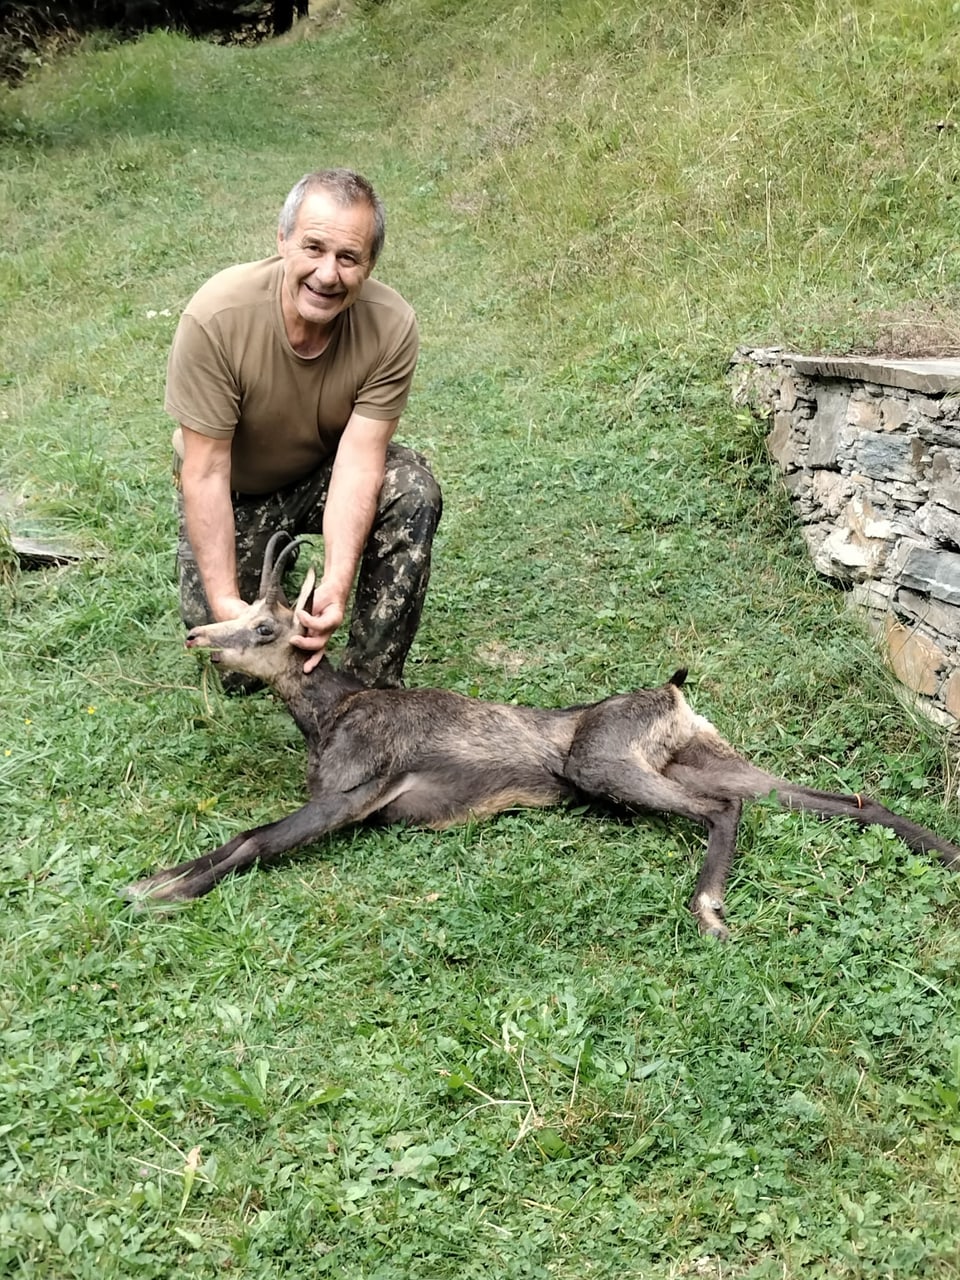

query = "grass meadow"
[2, 1, 960, 1275]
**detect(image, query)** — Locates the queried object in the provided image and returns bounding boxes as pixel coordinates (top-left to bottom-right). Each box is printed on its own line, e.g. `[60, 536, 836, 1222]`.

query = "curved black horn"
[258, 532, 293, 599]
[259, 533, 309, 603]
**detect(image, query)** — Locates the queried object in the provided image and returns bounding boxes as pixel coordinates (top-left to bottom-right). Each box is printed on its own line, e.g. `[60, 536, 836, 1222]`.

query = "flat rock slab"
[11, 536, 95, 569]
[1, 492, 98, 569]
[782, 354, 960, 395]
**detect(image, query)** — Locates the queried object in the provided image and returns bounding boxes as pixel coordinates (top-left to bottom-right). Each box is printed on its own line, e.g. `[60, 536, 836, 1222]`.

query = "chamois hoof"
[118, 875, 195, 908]
[699, 921, 731, 943]
[692, 895, 730, 942]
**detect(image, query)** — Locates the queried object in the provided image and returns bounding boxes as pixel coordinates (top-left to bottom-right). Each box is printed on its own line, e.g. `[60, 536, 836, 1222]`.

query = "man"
[166, 168, 441, 689]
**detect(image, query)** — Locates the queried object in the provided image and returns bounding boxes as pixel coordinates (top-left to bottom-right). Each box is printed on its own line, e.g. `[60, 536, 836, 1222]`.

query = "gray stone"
[807, 386, 849, 467]
[929, 451, 960, 511]
[900, 546, 960, 606]
[12, 536, 93, 568]
[941, 670, 960, 721]
[916, 502, 960, 549]
[914, 394, 945, 420]
[896, 588, 960, 638]
[843, 494, 896, 543]
[814, 526, 878, 581]
[801, 522, 831, 560]
[918, 701, 957, 729]
[731, 345, 783, 368]
[848, 396, 881, 431]
[932, 484, 960, 513]
[884, 616, 947, 694]
[879, 396, 913, 432]
[888, 536, 936, 579]
[854, 434, 922, 482]
[918, 422, 960, 448]
[779, 374, 799, 413]
[811, 469, 852, 517]
[782, 470, 809, 499]
[767, 413, 798, 469]
[730, 348, 781, 410]
[851, 580, 895, 611]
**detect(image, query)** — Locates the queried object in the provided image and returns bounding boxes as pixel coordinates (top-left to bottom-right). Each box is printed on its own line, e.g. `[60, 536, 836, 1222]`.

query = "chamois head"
[185, 533, 315, 683]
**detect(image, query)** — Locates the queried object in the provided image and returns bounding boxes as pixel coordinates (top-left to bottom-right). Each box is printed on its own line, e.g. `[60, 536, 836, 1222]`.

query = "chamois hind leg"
[563, 749, 744, 939]
[123, 782, 388, 904]
[685, 796, 745, 939]
[665, 740, 960, 871]
[766, 780, 960, 869]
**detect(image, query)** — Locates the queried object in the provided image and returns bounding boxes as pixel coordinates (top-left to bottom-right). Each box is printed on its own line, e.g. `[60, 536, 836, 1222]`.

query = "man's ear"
[292, 567, 317, 631]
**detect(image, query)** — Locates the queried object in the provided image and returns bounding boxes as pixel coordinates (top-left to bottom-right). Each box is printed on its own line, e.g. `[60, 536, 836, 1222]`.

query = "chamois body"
[304, 679, 584, 825]
[124, 535, 960, 939]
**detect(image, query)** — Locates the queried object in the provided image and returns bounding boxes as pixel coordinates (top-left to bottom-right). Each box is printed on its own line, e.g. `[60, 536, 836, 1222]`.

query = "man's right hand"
[209, 593, 251, 622]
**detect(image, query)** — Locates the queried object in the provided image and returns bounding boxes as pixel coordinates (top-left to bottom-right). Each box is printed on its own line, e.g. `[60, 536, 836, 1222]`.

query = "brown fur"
[123, 534, 960, 939]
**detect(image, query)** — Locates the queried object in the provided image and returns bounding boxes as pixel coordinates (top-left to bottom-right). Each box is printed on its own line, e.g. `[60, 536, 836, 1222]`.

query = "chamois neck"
[270, 653, 363, 740]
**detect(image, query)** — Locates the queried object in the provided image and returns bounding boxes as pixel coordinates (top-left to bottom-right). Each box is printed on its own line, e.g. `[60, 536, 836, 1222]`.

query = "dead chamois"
[124, 534, 960, 938]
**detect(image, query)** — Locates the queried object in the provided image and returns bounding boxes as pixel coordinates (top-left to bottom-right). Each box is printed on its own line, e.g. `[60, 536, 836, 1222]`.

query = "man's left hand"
[290, 580, 347, 674]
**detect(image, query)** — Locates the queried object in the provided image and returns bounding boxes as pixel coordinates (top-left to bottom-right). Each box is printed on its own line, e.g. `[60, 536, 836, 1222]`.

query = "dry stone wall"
[732, 348, 960, 727]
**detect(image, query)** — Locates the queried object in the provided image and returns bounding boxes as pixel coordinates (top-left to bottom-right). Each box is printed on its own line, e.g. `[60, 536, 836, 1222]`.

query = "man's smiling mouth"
[304, 281, 342, 299]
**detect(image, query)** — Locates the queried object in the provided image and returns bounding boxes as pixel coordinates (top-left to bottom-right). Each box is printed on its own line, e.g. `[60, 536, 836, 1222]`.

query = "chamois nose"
[185, 629, 203, 648]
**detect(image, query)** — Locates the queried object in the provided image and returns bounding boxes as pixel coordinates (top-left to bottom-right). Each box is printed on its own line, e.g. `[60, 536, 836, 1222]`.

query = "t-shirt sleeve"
[164, 313, 240, 439]
[352, 311, 419, 421]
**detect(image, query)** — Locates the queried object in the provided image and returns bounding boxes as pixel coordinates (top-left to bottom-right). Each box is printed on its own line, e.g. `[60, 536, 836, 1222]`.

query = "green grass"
[3, 2, 960, 1276]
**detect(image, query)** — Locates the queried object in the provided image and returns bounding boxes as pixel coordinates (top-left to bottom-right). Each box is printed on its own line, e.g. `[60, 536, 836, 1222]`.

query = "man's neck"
[284, 313, 334, 359]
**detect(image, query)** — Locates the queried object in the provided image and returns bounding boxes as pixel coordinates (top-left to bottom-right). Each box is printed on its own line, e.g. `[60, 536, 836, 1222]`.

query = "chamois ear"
[292, 567, 317, 629]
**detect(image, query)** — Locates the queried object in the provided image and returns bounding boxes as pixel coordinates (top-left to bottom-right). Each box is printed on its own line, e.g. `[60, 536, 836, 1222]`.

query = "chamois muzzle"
[184, 628, 216, 656]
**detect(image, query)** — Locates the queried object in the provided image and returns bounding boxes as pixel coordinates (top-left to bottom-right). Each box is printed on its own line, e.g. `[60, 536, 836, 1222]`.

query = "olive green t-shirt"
[165, 257, 419, 495]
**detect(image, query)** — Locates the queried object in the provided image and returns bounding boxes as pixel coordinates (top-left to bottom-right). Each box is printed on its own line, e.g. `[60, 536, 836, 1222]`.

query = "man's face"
[277, 189, 376, 338]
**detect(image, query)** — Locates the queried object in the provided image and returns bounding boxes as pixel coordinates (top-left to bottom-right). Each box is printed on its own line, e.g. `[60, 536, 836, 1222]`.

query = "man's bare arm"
[291, 412, 397, 672]
[179, 427, 247, 621]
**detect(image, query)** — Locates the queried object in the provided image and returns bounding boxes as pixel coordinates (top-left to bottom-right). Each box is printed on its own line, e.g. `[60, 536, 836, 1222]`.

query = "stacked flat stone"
[732, 348, 960, 726]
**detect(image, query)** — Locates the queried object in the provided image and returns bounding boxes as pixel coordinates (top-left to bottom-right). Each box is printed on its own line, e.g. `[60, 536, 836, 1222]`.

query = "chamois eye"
[255, 623, 275, 638]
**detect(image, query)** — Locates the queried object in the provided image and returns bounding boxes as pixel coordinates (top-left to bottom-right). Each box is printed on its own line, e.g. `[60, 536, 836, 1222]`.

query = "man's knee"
[382, 445, 443, 526]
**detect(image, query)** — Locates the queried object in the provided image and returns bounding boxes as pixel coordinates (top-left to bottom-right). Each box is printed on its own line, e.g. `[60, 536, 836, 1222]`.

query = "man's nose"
[312, 251, 339, 283]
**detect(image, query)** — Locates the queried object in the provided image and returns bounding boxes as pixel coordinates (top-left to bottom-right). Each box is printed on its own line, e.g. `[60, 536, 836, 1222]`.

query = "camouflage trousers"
[176, 443, 442, 689]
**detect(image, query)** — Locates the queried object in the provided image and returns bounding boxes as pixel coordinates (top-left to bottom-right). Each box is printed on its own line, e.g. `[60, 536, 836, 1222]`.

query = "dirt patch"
[845, 301, 960, 359]
[474, 640, 530, 675]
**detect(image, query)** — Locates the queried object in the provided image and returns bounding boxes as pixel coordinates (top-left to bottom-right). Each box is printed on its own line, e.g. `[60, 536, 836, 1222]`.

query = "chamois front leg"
[122, 791, 372, 904]
[122, 827, 254, 903]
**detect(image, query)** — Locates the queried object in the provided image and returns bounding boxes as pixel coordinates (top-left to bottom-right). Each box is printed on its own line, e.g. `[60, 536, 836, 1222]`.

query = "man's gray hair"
[278, 168, 386, 262]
